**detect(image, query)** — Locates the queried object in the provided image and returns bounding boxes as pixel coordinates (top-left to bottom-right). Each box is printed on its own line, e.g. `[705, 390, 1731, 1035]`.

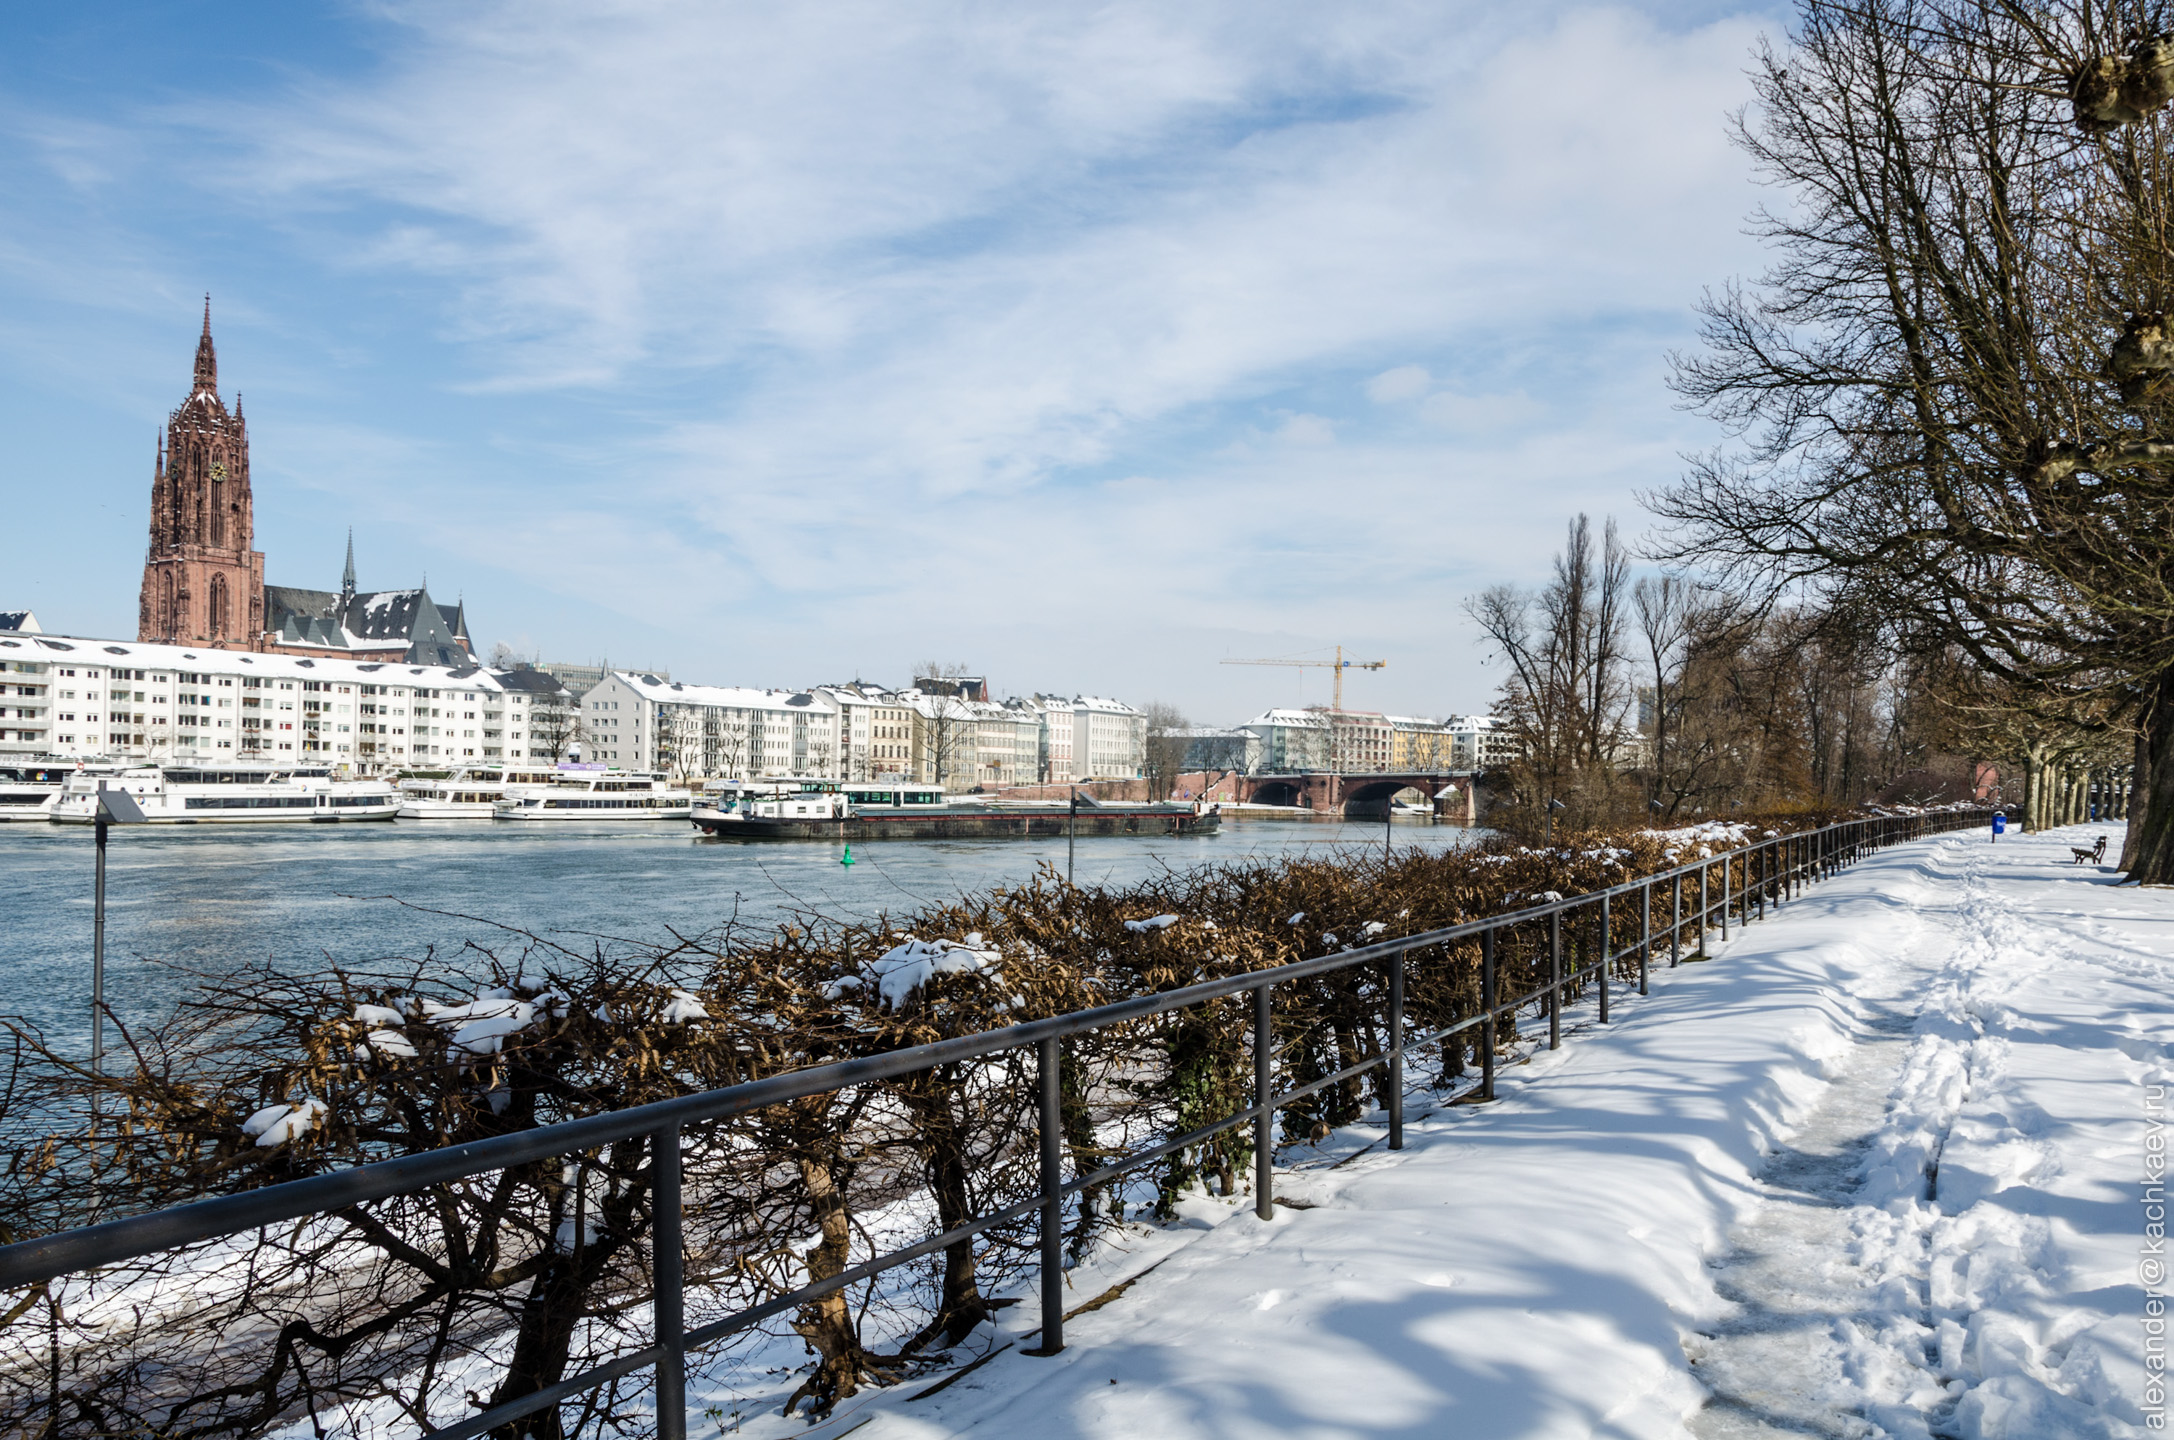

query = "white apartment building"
[817, 684, 918, 782]
[590, 672, 845, 780]
[973, 702, 1041, 789]
[0, 630, 565, 769]
[1444, 714, 1522, 771]
[1018, 694, 1146, 783]
[1242, 709, 1332, 772]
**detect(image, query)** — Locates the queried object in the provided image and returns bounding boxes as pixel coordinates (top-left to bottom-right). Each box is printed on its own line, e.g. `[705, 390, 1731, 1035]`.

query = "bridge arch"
[1251, 780, 1305, 808]
[1340, 779, 1416, 818]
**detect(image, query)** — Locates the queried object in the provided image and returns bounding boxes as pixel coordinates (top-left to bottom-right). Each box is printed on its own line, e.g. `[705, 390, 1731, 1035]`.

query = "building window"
[209, 575, 229, 638]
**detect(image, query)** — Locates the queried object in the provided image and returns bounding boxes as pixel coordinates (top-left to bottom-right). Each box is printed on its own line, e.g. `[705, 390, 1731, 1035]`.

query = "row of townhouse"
[1218, 708, 1522, 775]
[0, 629, 580, 769]
[574, 673, 1149, 788]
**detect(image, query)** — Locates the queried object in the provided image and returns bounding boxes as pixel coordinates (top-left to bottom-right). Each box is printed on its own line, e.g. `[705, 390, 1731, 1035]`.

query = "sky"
[0, 1, 1784, 724]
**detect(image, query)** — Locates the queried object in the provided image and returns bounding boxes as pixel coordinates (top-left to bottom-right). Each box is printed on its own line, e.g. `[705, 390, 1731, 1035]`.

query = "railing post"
[1387, 953, 1405, 1151]
[1480, 928, 1498, 1101]
[1698, 864, 1708, 957]
[1038, 1036, 1064, 1353]
[653, 1125, 687, 1440]
[1720, 852, 1731, 941]
[1254, 984, 1274, 1219]
[1671, 873, 1682, 967]
[1597, 893, 1611, 1024]
[1638, 880, 1651, 996]
[1548, 911, 1562, 1050]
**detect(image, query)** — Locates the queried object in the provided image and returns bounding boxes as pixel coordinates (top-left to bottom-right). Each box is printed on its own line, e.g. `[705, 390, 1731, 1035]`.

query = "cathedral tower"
[138, 300, 265, 646]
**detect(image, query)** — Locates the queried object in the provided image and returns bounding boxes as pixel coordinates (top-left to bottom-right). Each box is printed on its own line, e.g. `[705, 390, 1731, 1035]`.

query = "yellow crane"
[1220, 645, 1386, 713]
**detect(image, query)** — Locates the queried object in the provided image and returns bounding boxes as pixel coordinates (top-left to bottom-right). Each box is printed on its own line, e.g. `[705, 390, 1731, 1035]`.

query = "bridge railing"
[0, 807, 1988, 1438]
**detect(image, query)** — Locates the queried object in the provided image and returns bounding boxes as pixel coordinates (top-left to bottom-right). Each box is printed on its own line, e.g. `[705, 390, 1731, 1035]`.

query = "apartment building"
[588, 671, 847, 779]
[0, 630, 567, 769]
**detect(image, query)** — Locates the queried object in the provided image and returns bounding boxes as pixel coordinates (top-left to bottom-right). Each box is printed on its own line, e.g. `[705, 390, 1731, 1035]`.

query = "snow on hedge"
[240, 1099, 326, 1149]
[827, 935, 1003, 1008]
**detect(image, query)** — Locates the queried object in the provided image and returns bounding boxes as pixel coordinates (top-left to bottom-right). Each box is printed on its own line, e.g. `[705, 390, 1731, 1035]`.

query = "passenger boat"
[50, 764, 400, 824]
[0, 758, 117, 821]
[493, 764, 694, 821]
[690, 781, 1220, 840]
[396, 765, 560, 819]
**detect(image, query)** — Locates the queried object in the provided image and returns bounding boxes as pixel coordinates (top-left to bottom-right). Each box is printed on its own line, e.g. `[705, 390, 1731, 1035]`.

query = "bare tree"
[911, 665, 979, 789]
[1654, 0, 2174, 876]
[1465, 514, 1635, 832]
[1141, 701, 1189, 801]
[527, 699, 583, 762]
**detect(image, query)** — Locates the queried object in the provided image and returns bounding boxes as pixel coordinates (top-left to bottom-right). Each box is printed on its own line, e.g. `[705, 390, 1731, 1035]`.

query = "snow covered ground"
[721, 824, 2165, 1440]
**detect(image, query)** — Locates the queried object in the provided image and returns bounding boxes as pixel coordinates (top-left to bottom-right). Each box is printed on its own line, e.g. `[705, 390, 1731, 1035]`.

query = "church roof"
[264, 581, 474, 667]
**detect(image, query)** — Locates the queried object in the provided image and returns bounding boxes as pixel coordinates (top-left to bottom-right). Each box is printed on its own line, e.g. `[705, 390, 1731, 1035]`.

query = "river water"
[2, 816, 1483, 1051]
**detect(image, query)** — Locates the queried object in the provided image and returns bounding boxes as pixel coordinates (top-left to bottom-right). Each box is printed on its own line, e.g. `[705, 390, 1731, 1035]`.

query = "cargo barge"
[689, 781, 1220, 841]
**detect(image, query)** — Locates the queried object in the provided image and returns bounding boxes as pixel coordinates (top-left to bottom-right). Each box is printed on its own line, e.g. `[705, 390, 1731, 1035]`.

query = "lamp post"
[90, 783, 147, 1123]
[1544, 797, 1567, 845]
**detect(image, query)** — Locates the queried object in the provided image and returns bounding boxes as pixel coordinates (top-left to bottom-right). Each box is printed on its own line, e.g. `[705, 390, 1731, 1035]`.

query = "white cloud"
[1367, 365, 1433, 403]
[1274, 413, 1337, 446]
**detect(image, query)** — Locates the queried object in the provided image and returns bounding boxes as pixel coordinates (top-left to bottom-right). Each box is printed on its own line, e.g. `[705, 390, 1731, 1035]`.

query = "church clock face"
[210, 463, 227, 480]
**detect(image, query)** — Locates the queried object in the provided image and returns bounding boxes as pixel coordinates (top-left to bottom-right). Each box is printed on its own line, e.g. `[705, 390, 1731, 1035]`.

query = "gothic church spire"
[193, 294, 217, 395]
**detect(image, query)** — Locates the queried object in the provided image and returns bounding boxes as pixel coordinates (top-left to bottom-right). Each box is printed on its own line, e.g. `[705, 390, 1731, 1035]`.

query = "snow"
[1123, 914, 1181, 933]
[240, 1098, 327, 1149]
[661, 988, 709, 1024]
[851, 936, 1003, 1008]
[357, 1029, 417, 1060]
[701, 826, 2160, 1440]
[418, 994, 535, 1059]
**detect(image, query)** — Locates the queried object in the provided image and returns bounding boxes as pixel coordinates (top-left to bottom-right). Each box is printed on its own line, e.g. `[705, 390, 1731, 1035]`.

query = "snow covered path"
[759, 826, 2167, 1440]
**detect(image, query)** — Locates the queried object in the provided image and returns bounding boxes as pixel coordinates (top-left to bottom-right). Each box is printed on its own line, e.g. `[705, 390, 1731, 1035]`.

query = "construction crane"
[1220, 645, 1386, 713]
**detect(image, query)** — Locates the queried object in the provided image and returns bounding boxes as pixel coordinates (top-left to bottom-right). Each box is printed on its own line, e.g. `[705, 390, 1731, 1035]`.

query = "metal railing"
[0, 808, 1986, 1438]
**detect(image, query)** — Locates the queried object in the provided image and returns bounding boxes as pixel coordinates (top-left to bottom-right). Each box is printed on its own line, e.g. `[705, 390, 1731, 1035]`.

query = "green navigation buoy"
[840, 844, 855, 868]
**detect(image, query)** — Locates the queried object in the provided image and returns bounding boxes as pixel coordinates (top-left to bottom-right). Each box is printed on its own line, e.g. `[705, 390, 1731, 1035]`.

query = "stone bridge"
[1227, 770, 1480, 820]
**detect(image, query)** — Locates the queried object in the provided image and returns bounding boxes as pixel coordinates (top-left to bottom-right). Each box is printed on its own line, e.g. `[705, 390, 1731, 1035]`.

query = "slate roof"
[263, 582, 475, 668]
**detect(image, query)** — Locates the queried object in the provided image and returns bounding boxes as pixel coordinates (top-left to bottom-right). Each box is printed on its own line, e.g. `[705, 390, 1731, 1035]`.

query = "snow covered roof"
[1243, 708, 1331, 729]
[617, 671, 841, 716]
[0, 631, 530, 692]
[0, 610, 38, 634]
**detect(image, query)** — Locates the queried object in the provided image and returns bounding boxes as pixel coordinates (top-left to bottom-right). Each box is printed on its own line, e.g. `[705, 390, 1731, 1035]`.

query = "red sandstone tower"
[138, 300, 266, 648]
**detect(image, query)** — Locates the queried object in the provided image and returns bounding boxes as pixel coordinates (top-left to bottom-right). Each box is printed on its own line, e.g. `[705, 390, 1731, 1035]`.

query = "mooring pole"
[1067, 787, 1077, 887]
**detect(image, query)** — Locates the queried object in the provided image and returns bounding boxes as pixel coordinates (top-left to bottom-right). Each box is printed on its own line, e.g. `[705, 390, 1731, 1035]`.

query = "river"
[1, 815, 1483, 1050]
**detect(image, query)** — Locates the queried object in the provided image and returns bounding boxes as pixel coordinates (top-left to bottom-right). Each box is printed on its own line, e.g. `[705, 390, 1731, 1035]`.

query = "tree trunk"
[487, 1160, 633, 1440]
[2128, 683, 2174, 883]
[2123, 727, 2148, 869]
[900, 1075, 989, 1352]
[784, 1150, 897, 1417]
[2023, 738, 2049, 831]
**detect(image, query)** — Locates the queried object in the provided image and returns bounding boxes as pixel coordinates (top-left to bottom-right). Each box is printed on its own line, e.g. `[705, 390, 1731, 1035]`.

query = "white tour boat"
[493, 762, 693, 821]
[395, 765, 560, 820]
[0, 759, 118, 821]
[51, 763, 401, 824]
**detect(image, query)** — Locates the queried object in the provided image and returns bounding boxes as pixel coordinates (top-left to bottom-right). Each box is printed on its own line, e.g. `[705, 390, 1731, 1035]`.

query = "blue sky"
[0, 1, 1780, 722]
